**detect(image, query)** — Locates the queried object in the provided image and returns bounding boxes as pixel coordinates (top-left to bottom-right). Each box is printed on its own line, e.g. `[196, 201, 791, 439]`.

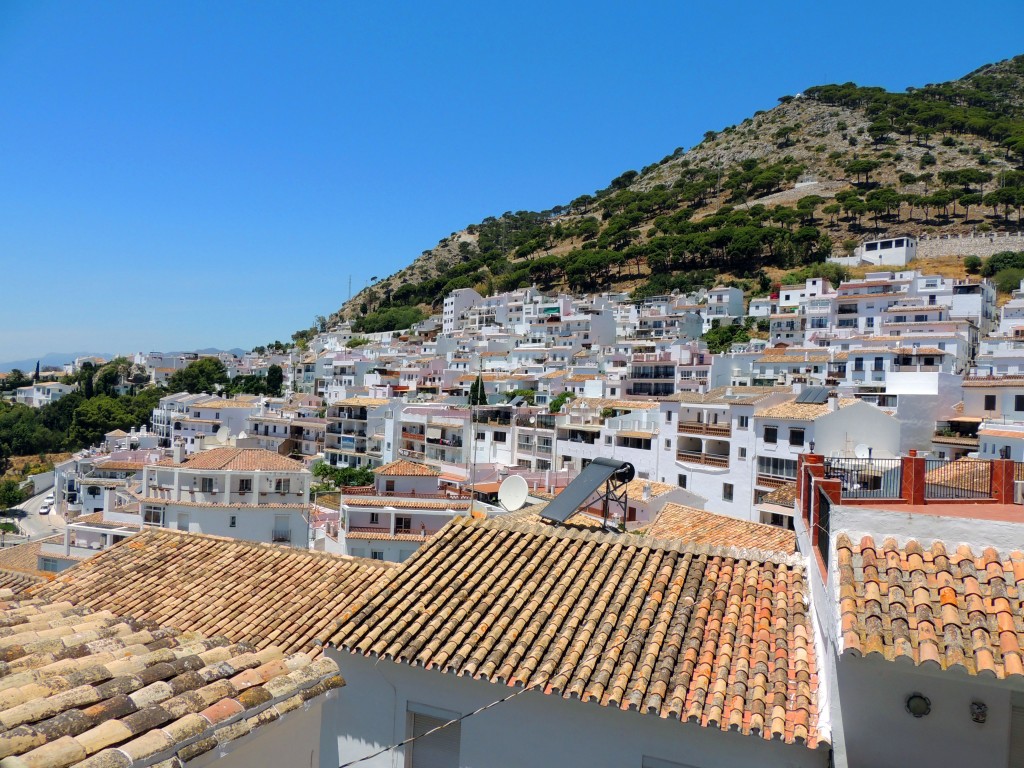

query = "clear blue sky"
[1, 1, 1022, 361]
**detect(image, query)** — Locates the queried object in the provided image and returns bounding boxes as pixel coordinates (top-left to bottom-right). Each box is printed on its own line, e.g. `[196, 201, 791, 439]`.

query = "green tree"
[964, 255, 983, 274]
[33, 361, 40, 383]
[0, 480, 24, 511]
[468, 374, 488, 406]
[67, 396, 136, 448]
[166, 358, 229, 394]
[266, 365, 284, 396]
[0, 369, 30, 392]
[548, 391, 574, 414]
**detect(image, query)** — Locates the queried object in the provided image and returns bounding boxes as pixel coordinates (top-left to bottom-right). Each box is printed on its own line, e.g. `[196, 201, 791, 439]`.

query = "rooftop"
[638, 503, 797, 555]
[326, 517, 820, 748]
[0, 596, 341, 767]
[153, 448, 307, 473]
[372, 459, 441, 477]
[39, 530, 395, 654]
[838, 534, 1024, 678]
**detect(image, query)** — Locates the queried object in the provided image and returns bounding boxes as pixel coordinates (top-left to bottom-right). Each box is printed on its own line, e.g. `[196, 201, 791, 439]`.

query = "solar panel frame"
[539, 457, 628, 523]
[795, 386, 830, 404]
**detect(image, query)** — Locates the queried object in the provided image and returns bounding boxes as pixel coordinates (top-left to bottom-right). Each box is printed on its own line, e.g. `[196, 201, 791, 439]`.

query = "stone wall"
[916, 231, 1024, 258]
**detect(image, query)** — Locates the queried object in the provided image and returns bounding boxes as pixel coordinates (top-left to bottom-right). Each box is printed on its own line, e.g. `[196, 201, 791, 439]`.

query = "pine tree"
[33, 361, 40, 382]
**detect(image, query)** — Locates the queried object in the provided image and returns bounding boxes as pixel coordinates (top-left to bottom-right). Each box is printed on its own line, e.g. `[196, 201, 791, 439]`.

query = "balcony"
[272, 529, 292, 543]
[676, 450, 729, 468]
[756, 475, 792, 489]
[401, 430, 426, 442]
[677, 421, 731, 438]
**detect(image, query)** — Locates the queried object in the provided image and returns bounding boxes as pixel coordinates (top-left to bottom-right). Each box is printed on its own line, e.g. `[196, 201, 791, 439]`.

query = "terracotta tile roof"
[638, 504, 797, 555]
[756, 398, 854, 421]
[93, 461, 146, 472]
[491, 502, 606, 531]
[337, 396, 390, 407]
[573, 398, 660, 411]
[0, 596, 342, 767]
[343, 498, 471, 511]
[760, 484, 799, 507]
[372, 459, 441, 477]
[923, 457, 998, 490]
[153, 447, 308, 473]
[0, 568, 48, 596]
[38, 530, 395, 654]
[326, 517, 819, 747]
[963, 376, 1024, 388]
[0, 536, 64, 579]
[837, 534, 1024, 678]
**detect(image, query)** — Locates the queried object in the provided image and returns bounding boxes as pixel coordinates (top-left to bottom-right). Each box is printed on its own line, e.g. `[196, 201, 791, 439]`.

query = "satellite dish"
[854, 444, 871, 459]
[615, 463, 636, 483]
[497, 475, 529, 512]
[216, 426, 230, 444]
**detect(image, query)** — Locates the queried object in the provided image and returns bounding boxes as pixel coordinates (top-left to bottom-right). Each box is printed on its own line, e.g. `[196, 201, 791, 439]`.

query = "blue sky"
[1, 1, 1022, 361]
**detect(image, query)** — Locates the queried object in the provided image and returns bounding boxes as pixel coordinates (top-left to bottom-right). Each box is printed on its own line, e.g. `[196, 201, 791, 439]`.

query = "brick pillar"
[901, 452, 926, 505]
[799, 454, 825, 522]
[991, 459, 1016, 504]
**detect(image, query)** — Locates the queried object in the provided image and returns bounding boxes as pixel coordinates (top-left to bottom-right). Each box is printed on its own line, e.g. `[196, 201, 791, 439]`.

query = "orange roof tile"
[154, 447, 307, 472]
[326, 517, 819, 747]
[0, 595, 342, 766]
[373, 459, 441, 477]
[39, 530, 395, 654]
[639, 503, 797, 555]
[837, 534, 1024, 678]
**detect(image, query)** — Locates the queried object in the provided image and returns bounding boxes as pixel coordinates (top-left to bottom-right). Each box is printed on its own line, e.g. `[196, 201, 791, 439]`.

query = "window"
[229, 515, 237, 528]
[722, 483, 734, 502]
[385, 480, 395, 493]
[475, 432, 485, 441]
[605, 436, 612, 445]
[764, 425, 778, 444]
[677, 474, 687, 489]
[853, 357, 864, 372]
[493, 431, 507, 443]
[738, 447, 747, 459]
[406, 705, 461, 767]
[665, 411, 673, 423]
[176, 512, 189, 532]
[274, 478, 290, 493]
[370, 512, 380, 525]
[1016, 395, 1024, 412]
[737, 415, 749, 430]
[200, 477, 214, 493]
[395, 516, 412, 533]
[664, 439, 671, 450]
[143, 505, 164, 527]
[789, 428, 805, 447]
[272, 514, 291, 543]
[40, 557, 63, 573]
[985, 394, 997, 411]
[371, 551, 384, 561]
[757, 456, 798, 479]
[873, 357, 884, 371]
[238, 478, 252, 493]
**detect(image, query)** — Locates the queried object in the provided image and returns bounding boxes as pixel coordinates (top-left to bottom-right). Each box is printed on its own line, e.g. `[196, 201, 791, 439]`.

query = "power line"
[336, 631, 644, 767]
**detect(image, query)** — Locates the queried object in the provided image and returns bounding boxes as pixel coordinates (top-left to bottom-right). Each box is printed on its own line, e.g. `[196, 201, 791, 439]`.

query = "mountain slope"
[334, 55, 1024, 332]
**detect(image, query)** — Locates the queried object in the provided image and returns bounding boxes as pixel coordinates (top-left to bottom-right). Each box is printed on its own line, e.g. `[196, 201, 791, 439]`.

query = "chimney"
[172, 440, 186, 464]
[828, 395, 839, 412]
[642, 483, 651, 502]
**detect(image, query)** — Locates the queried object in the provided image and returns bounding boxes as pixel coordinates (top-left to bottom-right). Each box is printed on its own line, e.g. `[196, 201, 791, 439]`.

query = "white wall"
[838, 657, 1010, 768]
[322, 652, 828, 768]
[191, 698, 328, 768]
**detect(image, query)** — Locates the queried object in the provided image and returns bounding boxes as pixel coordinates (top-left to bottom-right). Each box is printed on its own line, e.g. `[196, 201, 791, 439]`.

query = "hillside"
[334, 55, 1024, 333]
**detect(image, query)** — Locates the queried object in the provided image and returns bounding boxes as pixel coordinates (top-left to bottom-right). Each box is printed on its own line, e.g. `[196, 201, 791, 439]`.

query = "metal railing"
[272, 529, 292, 543]
[677, 421, 732, 437]
[924, 458, 992, 500]
[824, 457, 903, 499]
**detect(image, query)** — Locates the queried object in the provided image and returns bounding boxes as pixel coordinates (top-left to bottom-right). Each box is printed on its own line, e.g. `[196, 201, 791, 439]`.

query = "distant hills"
[0, 348, 250, 374]
[0, 352, 113, 373]
[330, 54, 1024, 334]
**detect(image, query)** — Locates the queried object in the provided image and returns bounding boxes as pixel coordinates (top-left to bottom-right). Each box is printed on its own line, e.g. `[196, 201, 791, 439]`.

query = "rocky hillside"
[334, 55, 1024, 333]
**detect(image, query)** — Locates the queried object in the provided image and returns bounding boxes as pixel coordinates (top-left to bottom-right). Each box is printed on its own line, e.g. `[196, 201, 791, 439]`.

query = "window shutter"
[1010, 707, 1024, 768]
[408, 712, 460, 768]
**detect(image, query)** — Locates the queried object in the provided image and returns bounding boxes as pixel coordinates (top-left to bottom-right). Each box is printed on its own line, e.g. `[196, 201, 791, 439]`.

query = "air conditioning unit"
[1015, 481, 1024, 505]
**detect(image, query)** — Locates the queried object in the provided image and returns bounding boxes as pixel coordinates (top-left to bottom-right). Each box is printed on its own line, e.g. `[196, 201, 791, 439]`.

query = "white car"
[39, 503, 51, 515]
[44, 492, 54, 503]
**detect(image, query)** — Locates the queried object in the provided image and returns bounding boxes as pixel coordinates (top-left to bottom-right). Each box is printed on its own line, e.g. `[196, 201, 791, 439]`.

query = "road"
[9, 487, 65, 541]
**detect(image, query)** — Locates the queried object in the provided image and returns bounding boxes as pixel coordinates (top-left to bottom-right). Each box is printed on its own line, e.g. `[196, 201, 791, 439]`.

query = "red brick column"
[799, 454, 825, 522]
[901, 451, 925, 505]
[991, 459, 1016, 504]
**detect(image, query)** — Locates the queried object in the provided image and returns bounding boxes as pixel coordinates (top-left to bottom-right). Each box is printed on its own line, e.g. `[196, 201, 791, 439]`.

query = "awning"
[427, 427, 443, 440]
[618, 430, 654, 439]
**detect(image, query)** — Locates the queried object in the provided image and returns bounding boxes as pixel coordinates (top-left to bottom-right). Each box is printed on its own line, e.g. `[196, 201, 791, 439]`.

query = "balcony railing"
[401, 430, 426, 442]
[272, 529, 292, 543]
[824, 457, 903, 499]
[677, 421, 731, 437]
[676, 450, 729, 468]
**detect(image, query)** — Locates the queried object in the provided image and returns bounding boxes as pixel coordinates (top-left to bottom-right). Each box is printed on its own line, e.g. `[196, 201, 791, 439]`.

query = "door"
[407, 711, 460, 768]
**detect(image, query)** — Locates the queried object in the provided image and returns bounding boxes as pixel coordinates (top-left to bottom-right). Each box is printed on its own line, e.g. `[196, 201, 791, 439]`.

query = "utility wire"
[337, 631, 644, 767]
